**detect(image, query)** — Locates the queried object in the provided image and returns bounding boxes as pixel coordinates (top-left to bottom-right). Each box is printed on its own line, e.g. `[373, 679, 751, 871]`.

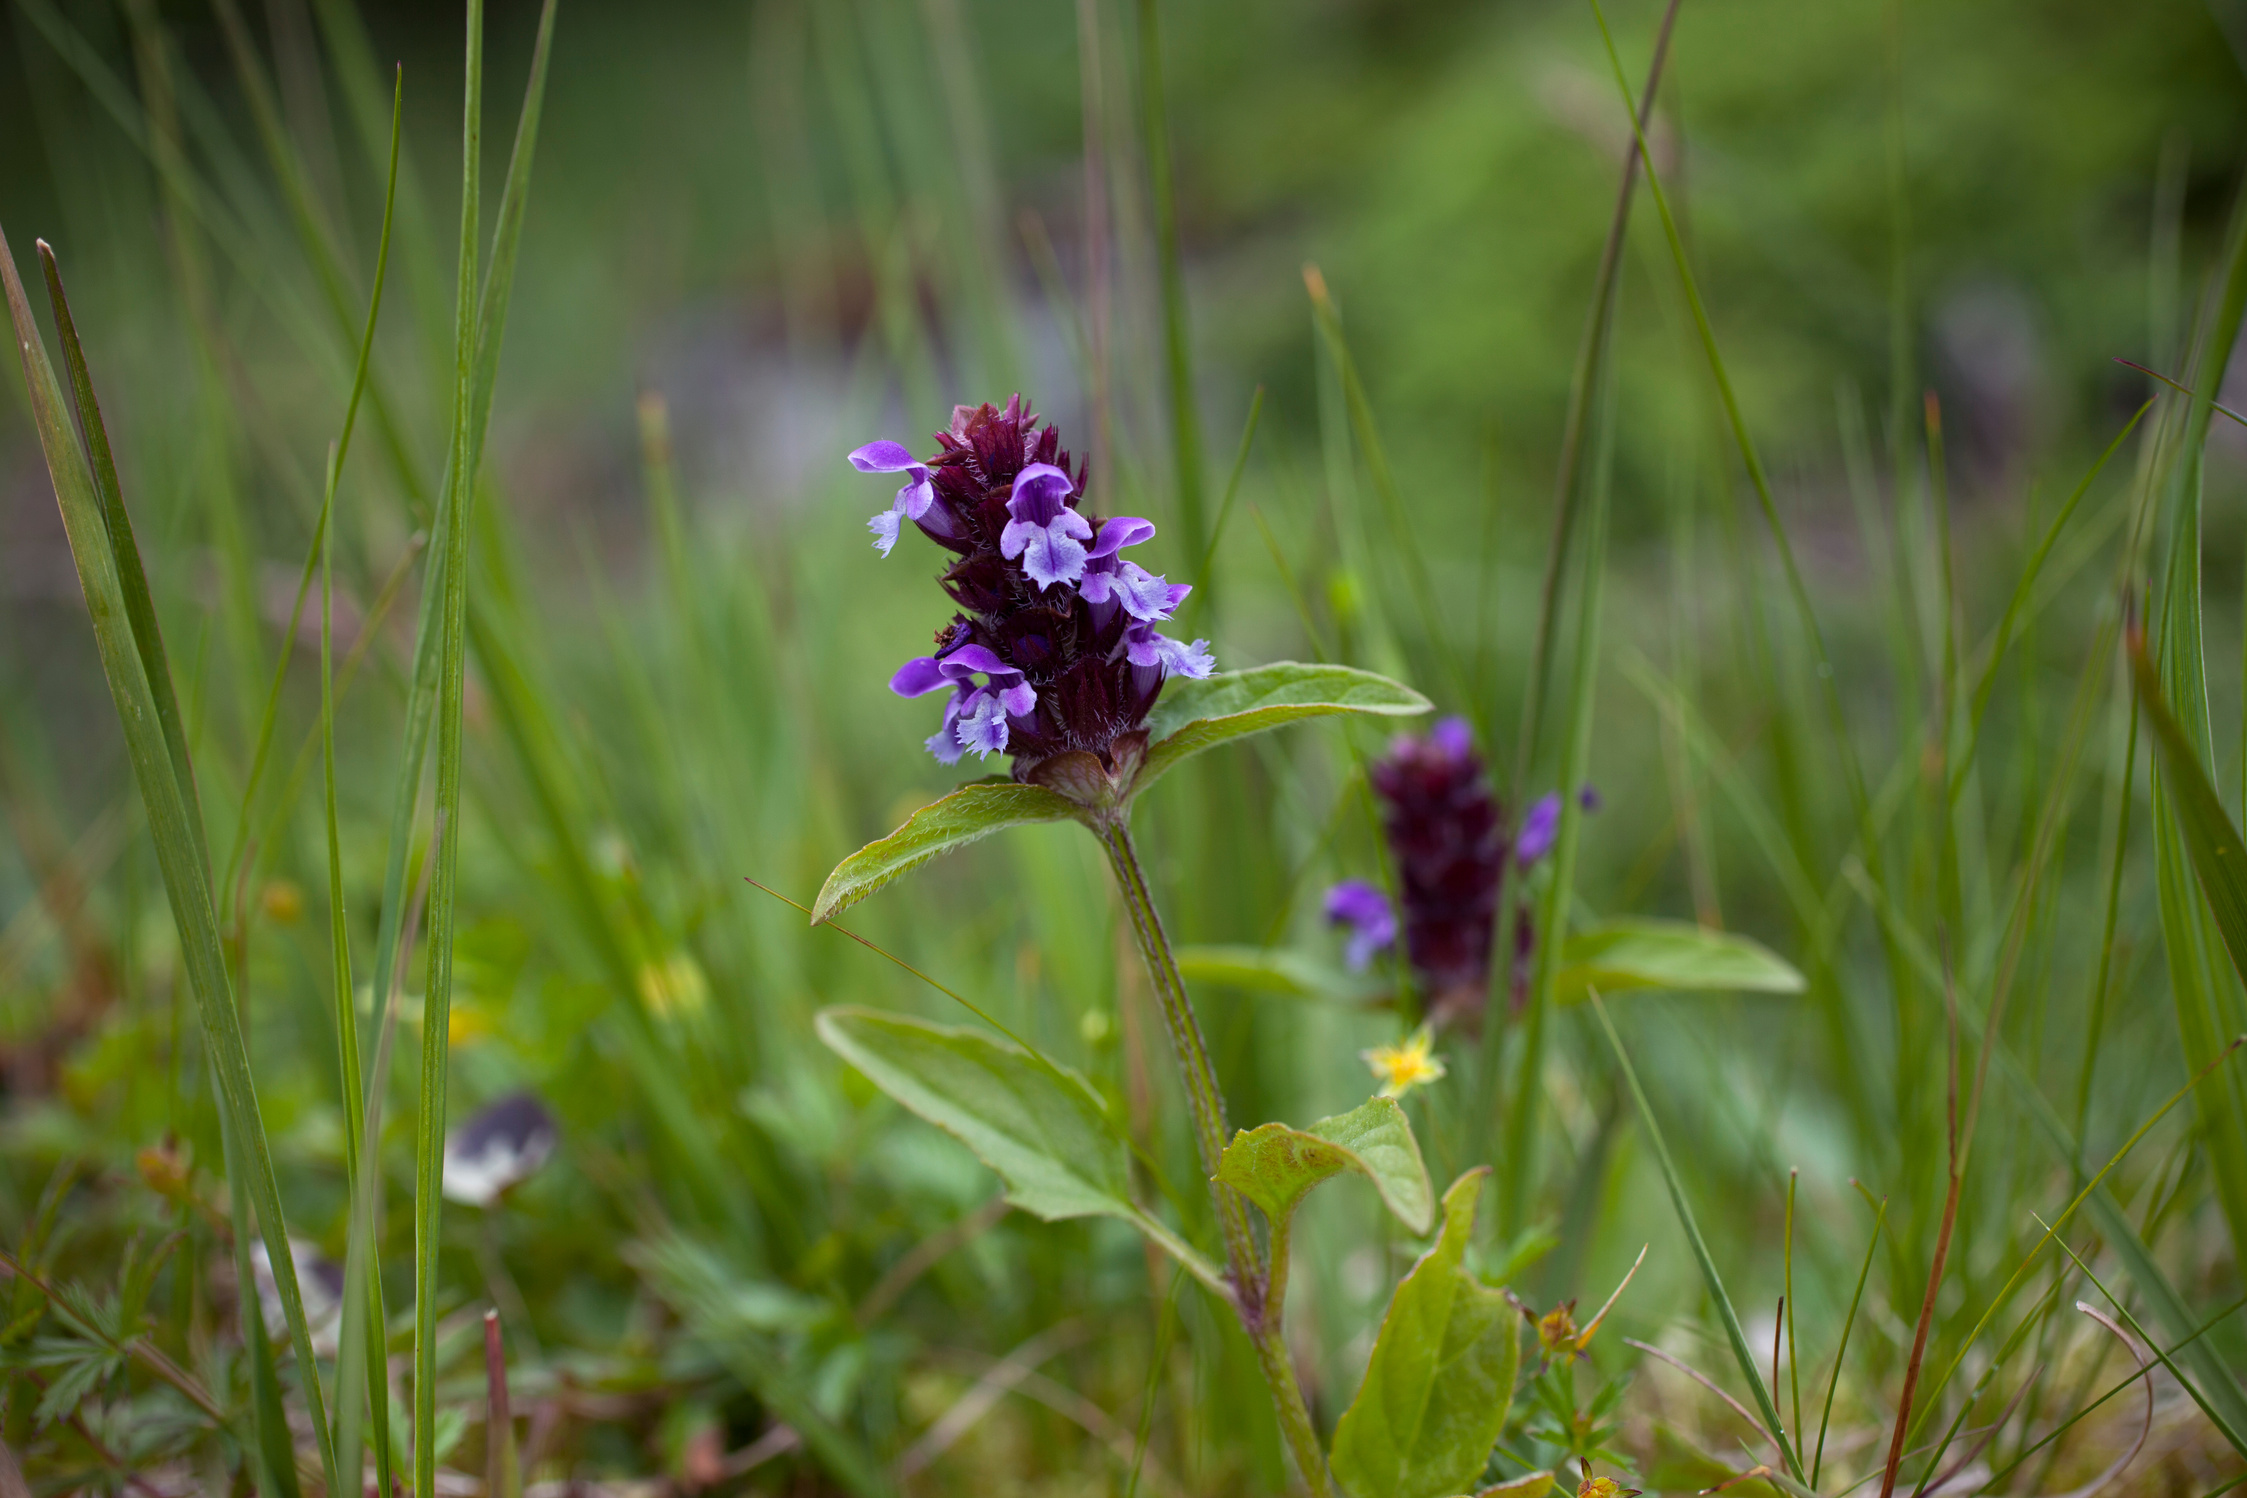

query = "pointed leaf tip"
[811, 780, 1079, 925]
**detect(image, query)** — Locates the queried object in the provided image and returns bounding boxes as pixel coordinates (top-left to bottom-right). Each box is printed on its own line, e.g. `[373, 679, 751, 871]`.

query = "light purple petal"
[1019, 525, 1090, 589]
[1430, 717, 1474, 761]
[1160, 636, 1215, 679]
[939, 643, 1013, 682]
[1324, 881, 1397, 971]
[868, 507, 903, 556]
[925, 691, 966, 763]
[1113, 561, 1182, 622]
[850, 440, 922, 474]
[957, 691, 1011, 756]
[891, 656, 952, 697]
[1007, 463, 1076, 526]
[1123, 624, 1165, 669]
[895, 473, 936, 520]
[1516, 793, 1562, 866]
[997, 680, 1037, 718]
[1090, 516, 1157, 560]
[1078, 568, 1119, 605]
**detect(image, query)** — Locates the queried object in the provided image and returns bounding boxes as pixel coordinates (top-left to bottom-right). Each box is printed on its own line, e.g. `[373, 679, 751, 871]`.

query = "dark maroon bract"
[850, 395, 1212, 776]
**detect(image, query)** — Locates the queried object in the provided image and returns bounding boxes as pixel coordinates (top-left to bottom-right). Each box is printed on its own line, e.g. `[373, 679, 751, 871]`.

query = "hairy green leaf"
[1137, 662, 1431, 795]
[1217, 1096, 1433, 1235]
[1556, 919, 1805, 1002]
[815, 1008, 1224, 1293]
[1331, 1169, 1520, 1498]
[812, 782, 1080, 925]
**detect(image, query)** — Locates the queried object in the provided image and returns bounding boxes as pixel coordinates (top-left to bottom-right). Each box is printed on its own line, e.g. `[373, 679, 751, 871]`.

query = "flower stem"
[1098, 819, 1333, 1498]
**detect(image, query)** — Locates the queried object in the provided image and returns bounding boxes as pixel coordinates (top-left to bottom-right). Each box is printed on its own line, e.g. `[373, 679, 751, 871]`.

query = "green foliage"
[1217, 1096, 1434, 1235]
[812, 782, 1080, 926]
[1137, 662, 1433, 791]
[1552, 918, 1805, 1001]
[1330, 1170, 1520, 1498]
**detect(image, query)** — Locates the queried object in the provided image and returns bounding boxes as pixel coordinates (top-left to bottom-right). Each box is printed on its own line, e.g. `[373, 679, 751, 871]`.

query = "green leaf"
[814, 1007, 1224, 1294]
[1176, 944, 1385, 1005]
[1555, 919, 1805, 1002]
[1137, 663, 1431, 796]
[1331, 1169, 1520, 1498]
[812, 782, 1080, 925]
[1472, 1474, 1557, 1498]
[1216, 1096, 1433, 1235]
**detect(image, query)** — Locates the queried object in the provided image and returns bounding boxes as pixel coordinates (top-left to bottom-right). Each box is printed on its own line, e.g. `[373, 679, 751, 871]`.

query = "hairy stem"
[1098, 819, 1332, 1497]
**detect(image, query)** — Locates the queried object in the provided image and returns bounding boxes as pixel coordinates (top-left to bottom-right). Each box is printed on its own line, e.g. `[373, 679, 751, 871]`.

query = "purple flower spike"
[844, 396, 1223, 778]
[850, 440, 937, 557]
[1325, 880, 1398, 970]
[1515, 793, 1562, 866]
[1001, 464, 1094, 588]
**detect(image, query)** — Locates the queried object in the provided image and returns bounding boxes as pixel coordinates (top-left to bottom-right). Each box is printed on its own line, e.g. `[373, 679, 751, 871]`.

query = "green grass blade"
[34, 247, 208, 879]
[416, 0, 488, 1488]
[1591, 992, 1804, 1481]
[323, 68, 404, 1491]
[1137, 0, 1206, 578]
[3, 228, 340, 1495]
[1812, 1194, 1884, 1487]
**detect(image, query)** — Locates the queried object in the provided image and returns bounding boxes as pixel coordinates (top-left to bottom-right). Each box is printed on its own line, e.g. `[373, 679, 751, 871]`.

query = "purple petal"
[925, 691, 967, 763]
[1324, 881, 1397, 971]
[868, 507, 902, 556]
[895, 473, 935, 520]
[1078, 567, 1119, 605]
[939, 643, 1014, 682]
[1113, 561, 1182, 622]
[1430, 716, 1474, 761]
[1516, 793, 1562, 866]
[1123, 624, 1165, 669]
[997, 680, 1037, 718]
[1007, 463, 1076, 526]
[957, 691, 1011, 756]
[849, 440, 922, 474]
[1579, 784, 1602, 812]
[1090, 516, 1157, 560]
[1019, 524, 1090, 589]
[890, 656, 952, 698]
[1161, 636, 1215, 679]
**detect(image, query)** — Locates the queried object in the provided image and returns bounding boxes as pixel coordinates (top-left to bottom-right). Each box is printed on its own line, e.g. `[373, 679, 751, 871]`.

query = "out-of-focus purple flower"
[1325, 880, 1398, 970]
[442, 1091, 558, 1208]
[1516, 794, 1562, 866]
[892, 642, 1039, 763]
[250, 1238, 346, 1355]
[1000, 464, 1094, 588]
[846, 396, 1216, 778]
[1370, 717, 1507, 1026]
[1515, 784, 1600, 866]
[850, 440, 936, 557]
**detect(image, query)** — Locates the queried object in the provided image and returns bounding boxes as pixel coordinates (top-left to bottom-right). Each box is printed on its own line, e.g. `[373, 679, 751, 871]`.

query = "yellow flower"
[1361, 1024, 1446, 1100]
[638, 951, 709, 1019]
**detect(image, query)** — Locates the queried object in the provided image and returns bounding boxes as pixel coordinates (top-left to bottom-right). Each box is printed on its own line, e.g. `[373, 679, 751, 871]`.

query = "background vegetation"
[3, 0, 2246, 1490]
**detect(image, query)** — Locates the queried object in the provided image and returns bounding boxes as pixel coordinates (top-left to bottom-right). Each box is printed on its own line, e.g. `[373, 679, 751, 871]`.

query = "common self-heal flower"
[849, 440, 936, 557]
[847, 395, 1214, 779]
[1324, 880, 1396, 970]
[1369, 716, 1509, 1025]
[891, 642, 1039, 763]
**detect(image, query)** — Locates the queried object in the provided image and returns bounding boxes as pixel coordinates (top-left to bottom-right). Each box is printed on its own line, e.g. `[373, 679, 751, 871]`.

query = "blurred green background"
[4, 0, 2246, 1489]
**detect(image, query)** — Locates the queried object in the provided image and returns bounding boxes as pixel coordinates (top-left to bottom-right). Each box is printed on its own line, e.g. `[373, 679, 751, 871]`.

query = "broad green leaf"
[1216, 1096, 1433, 1235]
[815, 1008, 1224, 1292]
[812, 782, 1079, 925]
[1137, 663, 1431, 795]
[1331, 1169, 1520, 1498]
[1555, 919, 1804, 1002]
[1177, 944, 1385, 1005]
